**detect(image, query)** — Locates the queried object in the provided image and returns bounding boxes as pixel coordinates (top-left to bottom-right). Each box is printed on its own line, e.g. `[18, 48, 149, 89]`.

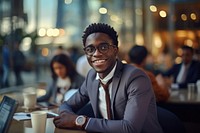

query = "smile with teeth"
[92, 59, 106, 64]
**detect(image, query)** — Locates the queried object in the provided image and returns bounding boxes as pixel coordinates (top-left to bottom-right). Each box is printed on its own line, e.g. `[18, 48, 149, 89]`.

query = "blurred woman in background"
[37, 53, 85, 104]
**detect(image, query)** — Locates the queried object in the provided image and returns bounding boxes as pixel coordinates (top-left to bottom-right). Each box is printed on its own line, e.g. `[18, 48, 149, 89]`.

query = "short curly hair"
[82, 23, 118, 47]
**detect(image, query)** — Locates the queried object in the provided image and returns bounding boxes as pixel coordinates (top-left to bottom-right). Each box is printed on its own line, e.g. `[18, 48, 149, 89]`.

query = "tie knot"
[99, 78, 113, 90]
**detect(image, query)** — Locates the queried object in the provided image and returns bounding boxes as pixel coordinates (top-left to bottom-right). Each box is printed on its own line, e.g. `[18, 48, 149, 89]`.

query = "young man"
[53, 23, 163, 133]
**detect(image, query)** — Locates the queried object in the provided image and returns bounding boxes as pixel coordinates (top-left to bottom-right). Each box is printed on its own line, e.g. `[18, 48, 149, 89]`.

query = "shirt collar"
[182, 62, 191, 68]
[95, 61, 117, 84]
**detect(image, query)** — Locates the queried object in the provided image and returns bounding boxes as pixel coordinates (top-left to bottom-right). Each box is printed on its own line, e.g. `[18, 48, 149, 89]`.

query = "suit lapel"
[111, 61, 123, 117]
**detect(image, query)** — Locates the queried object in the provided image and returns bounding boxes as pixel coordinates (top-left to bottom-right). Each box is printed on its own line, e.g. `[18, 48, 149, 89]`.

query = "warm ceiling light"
[99, 7, 107, 14]
[65, 0, 72, 4]
[177, 48, 182, 56]
[190, 13, 197, 20]
[150, 5, 157, 12]
[41, 48, 49, 57]
[47, 28, 54, 37]
[52, 28, 60, 37]
[135, 8, 143, 15]
[184, 39, 193, 47]
[159, 10, 167, 18]
[181, 14, 187, 21]
[38, 28, 46, 37]
[175, 57, 182, 64]
[110, 15, 118, 21]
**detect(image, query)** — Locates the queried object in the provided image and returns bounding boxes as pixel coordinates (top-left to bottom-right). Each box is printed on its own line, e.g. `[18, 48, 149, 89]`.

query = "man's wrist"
[75, 115, 89, 130]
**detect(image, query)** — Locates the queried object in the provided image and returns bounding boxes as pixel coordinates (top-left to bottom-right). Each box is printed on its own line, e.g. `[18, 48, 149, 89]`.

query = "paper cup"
[31, 111, 47, 133]
[23, 92, 36, 109]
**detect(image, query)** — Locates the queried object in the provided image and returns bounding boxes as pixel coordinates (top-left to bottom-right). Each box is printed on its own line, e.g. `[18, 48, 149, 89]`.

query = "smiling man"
[53, 23, 163, 133]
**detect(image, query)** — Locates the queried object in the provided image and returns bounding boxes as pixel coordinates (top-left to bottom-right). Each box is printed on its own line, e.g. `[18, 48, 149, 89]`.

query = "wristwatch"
[75, 115, 87, 128]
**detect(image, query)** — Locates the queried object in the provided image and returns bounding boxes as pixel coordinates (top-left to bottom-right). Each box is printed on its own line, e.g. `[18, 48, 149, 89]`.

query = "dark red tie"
[99, 78, 113, 119]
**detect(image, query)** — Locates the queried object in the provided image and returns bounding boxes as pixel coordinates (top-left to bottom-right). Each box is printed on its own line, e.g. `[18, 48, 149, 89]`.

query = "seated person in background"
[76, 54, 92, 77]
[162, 45, 200, 89]
[53, 23, 163, 133]
[128, 45, 170, 102]
[37, 54, 85, 104]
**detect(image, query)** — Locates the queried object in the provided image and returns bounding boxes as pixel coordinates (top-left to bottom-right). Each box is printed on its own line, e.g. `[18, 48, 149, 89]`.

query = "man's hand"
[53, 110, 78, 129]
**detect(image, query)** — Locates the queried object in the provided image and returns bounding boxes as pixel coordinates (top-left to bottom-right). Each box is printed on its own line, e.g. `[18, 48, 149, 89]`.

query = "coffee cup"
[31, 111, 47, 133]
[23, 92, 37, 109]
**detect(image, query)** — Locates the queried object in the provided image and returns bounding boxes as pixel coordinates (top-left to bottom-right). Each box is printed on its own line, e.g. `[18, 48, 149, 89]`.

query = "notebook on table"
[0, 95, 18, 133]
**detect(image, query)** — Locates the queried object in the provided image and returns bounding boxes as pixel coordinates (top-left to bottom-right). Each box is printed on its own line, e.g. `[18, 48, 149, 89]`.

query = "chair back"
[157, 106, 186, 133]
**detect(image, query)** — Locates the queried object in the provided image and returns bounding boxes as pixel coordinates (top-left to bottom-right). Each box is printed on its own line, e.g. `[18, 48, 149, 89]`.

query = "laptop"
[0, 96, 18, 133]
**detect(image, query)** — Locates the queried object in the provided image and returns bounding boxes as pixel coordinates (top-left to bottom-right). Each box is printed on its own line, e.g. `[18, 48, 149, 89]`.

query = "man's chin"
[93, 67, 105, 74]
[95, 69, 104, 74]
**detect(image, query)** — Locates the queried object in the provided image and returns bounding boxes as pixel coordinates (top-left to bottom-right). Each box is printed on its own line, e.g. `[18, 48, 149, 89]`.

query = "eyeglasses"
[83, 43, 116, 56]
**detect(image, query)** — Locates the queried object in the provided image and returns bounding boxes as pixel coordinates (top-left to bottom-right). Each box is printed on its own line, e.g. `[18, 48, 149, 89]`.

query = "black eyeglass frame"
[83, 43, 116, 56]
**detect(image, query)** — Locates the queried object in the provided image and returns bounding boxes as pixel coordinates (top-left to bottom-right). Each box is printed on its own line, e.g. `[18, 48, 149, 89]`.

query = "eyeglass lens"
[84, 43, 111, 55]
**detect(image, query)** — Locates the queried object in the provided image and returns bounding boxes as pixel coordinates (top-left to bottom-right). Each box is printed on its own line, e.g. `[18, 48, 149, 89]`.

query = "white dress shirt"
[95, 62, 117, 119]
[56, 77, 71, 104]
[176, 63, 190, 84]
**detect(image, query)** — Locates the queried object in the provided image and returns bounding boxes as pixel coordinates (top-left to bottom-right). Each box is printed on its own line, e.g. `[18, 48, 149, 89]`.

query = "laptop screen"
[0, 96, 18, 133]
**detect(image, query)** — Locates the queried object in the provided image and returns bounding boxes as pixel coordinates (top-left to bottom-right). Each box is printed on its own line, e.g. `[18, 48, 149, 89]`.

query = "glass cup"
[196, 80, 200, 93]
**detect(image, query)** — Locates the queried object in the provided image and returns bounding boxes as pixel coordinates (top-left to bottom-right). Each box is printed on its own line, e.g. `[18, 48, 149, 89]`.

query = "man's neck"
[97, 61, 117, 80]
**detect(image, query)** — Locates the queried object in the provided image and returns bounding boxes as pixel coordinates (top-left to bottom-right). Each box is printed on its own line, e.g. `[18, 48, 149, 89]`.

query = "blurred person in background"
[37, 53, 85, 104]
[2, 44, 11, 88]
[53, 45, 69, 56]
[157, 46, 173, 73]
[128, 45, 170, 102]
[162, 45, 200, 89]
[68, 46, 82, 65]
[12, 41, 26, 86]
[193, 48, 200, 61]
[76, 54, 92, 77]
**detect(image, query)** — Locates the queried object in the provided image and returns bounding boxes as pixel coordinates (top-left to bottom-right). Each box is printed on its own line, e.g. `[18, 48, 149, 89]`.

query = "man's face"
[84, 32, 118, 78]
[182, 49, 193, 65]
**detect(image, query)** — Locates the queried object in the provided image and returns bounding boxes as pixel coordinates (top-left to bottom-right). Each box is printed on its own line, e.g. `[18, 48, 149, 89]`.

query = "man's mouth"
[92, 59, 106, 65]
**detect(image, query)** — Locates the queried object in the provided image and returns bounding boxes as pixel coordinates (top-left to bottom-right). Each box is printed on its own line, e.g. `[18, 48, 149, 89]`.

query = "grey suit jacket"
[59, 60, 163, 133]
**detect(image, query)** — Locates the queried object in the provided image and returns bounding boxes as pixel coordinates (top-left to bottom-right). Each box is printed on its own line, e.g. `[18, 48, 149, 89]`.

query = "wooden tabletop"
[9, 118, 86, 133]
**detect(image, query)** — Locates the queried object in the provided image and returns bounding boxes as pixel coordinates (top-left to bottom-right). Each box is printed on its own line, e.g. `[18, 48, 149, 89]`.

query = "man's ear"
[114, 47, 119, 54]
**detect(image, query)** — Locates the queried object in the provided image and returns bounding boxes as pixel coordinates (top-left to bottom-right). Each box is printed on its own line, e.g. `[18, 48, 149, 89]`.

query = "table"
[167, 89, 200, 104]
[2, 85, 200, 132]
[6, 104, 86, 133]
[158, 89, 200, 123]
[8, 118, 85, 133]
[0, 85, 86, 133]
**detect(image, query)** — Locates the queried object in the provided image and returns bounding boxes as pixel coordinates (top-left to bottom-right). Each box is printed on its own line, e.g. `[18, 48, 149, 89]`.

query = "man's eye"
[86, 47, 94, 52]
[100, 44, 109, 50]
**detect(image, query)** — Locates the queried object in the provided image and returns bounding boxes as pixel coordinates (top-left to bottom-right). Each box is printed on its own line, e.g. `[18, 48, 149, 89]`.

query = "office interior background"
[0, 0, 200, 88]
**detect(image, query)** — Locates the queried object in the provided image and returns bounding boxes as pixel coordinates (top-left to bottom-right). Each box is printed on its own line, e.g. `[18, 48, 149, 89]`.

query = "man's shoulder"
[86, 69, 97, 79]
[121, 63, 148, 78]
[191, 60, 200, 66]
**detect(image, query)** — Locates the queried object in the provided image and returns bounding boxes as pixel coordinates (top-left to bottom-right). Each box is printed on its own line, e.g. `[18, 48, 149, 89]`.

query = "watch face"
[76, 116, 86, 126]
